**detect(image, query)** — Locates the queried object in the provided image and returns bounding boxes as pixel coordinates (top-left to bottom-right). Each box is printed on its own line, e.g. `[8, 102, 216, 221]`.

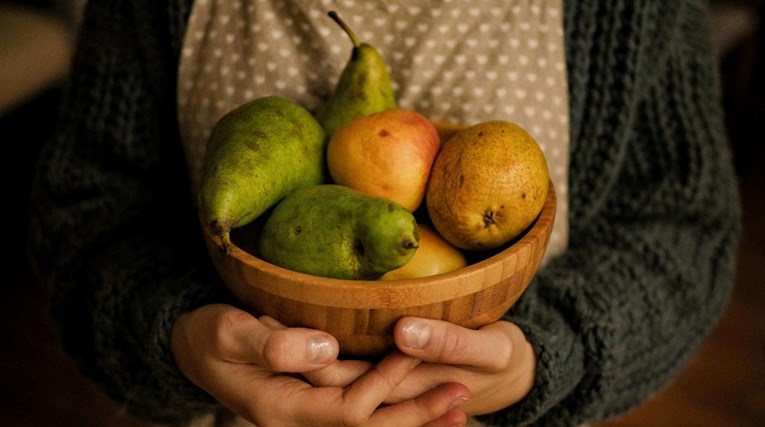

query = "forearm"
[27, 0, 225, 421]
[480, 1, 741, 425]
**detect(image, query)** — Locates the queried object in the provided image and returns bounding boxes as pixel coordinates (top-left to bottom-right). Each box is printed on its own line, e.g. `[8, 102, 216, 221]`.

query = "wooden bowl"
[201, 182, 556, 358]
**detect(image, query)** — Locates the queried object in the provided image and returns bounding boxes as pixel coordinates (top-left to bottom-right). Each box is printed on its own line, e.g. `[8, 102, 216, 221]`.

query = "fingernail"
[401, 320, 431, 349]
[308, 336, 335, 364]
[450, 395, 469, 409]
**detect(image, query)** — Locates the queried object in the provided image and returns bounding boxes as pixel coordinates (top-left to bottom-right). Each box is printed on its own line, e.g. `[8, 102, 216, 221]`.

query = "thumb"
[187, 305, 340, 373]
[228, 311, 339, 372]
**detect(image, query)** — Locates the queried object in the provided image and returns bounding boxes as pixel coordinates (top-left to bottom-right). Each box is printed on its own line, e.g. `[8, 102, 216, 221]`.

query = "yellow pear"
[381, 224, 466, 280]
[425, 121, 549, 251]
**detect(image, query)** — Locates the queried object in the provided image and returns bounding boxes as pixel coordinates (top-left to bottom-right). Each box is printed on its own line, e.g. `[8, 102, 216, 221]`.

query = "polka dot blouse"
[178, 0, 570, 260]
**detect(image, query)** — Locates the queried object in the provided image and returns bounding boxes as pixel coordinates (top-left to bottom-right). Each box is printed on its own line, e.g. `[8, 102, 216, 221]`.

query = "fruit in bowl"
[427, 121, 550, 251]
[327, 108, 441, 212]
[198, 11, 556, 358]
[201, 177, 555, 358]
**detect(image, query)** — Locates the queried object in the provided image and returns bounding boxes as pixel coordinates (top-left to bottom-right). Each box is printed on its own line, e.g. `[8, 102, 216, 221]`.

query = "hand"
[306, 318, 535, 416]
[171, 304, 471, 426]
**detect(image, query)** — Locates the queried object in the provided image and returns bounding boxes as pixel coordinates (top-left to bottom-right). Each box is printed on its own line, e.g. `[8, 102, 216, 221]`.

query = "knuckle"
[339, 409, 368, 427]
[437, 327, 472, 361]
[487, 339, 514, 372]
[262, 330, 292, 371]
[210, 309, 249, 347]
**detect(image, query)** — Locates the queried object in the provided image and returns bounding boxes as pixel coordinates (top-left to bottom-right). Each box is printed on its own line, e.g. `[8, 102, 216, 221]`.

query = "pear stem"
[328, 10, 361, 48]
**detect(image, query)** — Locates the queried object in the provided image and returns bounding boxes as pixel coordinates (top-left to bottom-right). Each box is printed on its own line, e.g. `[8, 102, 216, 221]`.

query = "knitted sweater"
[27, 0, 741, 426]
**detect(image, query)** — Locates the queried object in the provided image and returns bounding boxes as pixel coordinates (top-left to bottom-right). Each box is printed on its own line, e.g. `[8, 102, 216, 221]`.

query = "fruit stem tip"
[327, 10, 361, 48]
[221, 232, 232, 255]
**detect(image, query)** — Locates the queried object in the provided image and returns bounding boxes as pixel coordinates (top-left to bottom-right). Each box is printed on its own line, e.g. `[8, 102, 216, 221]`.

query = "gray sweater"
[27, 0, 741, 425]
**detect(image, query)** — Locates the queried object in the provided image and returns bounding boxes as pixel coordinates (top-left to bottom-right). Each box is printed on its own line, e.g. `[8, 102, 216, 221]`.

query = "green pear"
[200, 96, 328, 251]
[258, 184, 419, 280]
[316, 11, 397, 136]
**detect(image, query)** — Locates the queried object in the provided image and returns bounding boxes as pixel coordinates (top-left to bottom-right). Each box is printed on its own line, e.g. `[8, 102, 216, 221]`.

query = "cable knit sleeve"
[27, 0, 227, 422]
[480, 1, 741, 425]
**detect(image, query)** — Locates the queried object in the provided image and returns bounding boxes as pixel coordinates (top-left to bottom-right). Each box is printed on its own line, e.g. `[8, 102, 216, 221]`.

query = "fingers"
[285, 352, 421, 425]
[302, 358, 373, 387]
[371, 382, 470, 427]
[394, 317, 517, 372]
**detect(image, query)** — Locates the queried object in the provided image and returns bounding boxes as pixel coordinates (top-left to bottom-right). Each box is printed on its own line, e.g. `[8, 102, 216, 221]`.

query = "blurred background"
[1, 0, 762, 425]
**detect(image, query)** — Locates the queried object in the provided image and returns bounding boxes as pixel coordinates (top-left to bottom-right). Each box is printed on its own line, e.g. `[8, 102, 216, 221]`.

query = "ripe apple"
[326, 109, 440, 212]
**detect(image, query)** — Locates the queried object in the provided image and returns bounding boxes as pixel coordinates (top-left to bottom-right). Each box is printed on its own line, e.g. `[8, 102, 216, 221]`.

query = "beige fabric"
[178, 0, 570, 262]
[177, 1, 570, 425]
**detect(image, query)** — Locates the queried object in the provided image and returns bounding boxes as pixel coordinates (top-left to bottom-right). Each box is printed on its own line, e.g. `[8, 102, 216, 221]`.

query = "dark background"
[1, 1, 763, 425]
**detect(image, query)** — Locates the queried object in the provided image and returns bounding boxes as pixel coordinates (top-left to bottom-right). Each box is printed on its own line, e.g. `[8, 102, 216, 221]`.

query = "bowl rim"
[203, 181, 556, 308]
